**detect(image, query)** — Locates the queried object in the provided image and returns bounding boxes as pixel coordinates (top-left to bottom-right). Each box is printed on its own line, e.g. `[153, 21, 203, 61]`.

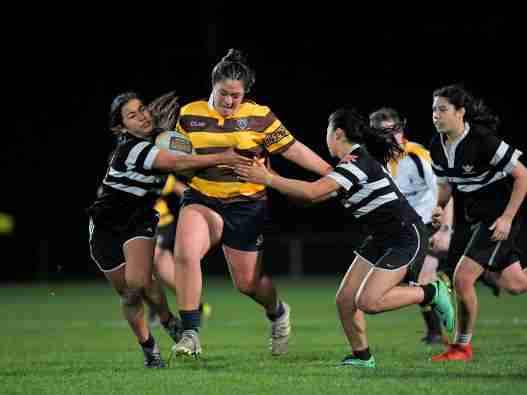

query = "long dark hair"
[433, 84, 500, 133]
[108, 91, 180, 134]
[211, 48, 256, 92]
[329, 108, 403, 165]
[109, 91, 140, 132]
[369, 107, 407, 132]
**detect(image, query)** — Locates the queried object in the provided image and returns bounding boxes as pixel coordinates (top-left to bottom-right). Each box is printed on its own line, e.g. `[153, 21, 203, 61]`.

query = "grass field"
[1, 276, 525, 394]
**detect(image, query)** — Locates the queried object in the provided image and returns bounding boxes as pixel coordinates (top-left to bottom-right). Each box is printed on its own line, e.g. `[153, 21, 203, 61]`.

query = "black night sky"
[5, 12, 525, 280]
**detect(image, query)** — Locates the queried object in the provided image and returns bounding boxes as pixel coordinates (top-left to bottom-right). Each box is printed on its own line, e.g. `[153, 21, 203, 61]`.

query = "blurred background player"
[429, 84, 527, 362]
[145, 92, 213, 329]
[149, 174, 212, 327]
[87, 91, 250, 368]
[369, 107, 453, 345]
[235, 108, 455, 368]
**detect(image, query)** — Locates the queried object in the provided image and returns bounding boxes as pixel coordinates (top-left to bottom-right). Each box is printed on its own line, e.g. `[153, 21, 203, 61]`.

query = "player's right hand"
[431, 206, 443, 228]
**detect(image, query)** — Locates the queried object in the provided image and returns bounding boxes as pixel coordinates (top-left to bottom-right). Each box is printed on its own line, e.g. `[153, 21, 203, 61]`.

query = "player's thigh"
[496, 261, 527, 294]
[358, 264, 408, 306]
[175, 204, 224, 261]
[453, 255, 485, 289]
[104, 264, 128, 294]
[418, 255, 439, 284]
[223, 246, 261, 289]
[336, 255, 373, 306]
[123, 236, 156, 289]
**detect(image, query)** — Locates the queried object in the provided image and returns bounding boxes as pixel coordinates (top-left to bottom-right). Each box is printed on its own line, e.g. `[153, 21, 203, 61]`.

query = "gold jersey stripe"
[177, 100, 295, 200]
[189, 177, 266, 198]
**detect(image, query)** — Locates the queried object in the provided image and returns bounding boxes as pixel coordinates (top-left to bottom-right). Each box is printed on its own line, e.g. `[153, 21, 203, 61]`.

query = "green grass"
[1, 276, 526, 394]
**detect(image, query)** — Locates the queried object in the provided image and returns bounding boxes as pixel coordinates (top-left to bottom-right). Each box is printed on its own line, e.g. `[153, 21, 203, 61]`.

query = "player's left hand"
[234, 160, 271, 185]
[489, 215, 512, 241]
[430, 230, 451, 253]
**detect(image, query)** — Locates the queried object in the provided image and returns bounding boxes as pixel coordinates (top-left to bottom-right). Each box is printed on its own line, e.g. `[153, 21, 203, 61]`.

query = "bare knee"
[336, 292, 349, 311]
[454, 273, 475, 295]
[356, 294, 382, 314]
[234, 278, 257, 296]
[118, 288, 143, 307]
[505, 284, 527, 295]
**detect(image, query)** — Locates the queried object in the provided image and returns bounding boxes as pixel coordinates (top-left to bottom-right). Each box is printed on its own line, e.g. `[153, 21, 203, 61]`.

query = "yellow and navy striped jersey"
[388, 139, 437, 224]
[176, 99, 296, 202]
[154, 175, 178, 227]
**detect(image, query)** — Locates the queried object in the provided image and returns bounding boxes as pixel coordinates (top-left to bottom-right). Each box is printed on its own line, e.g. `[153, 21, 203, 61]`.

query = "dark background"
[4, 11, 525, 281]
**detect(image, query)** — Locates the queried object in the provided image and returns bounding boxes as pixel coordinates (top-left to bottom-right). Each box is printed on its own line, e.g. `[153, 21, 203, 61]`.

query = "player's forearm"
[437, 182, 452, 208]
[501, 173, 527, 221]
[155, 151, 223, 173]
[267, 175, 319, 202]
[282, 141, 333, 176]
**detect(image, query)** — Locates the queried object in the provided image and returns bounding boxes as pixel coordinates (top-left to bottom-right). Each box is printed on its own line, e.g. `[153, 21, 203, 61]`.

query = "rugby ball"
[155, 130, 195, 178]
[155, 130, 194, 155]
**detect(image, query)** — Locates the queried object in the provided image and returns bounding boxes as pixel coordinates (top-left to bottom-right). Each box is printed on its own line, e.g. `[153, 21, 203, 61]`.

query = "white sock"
[455, 333, 472, 345]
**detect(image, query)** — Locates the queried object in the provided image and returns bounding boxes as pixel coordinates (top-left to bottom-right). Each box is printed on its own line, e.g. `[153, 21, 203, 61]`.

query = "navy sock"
[353, 347, 371, 361]
[160, 313, 174, 328]
[419, 284, 436, 306]
[421, 308, 441, 334]
[179, 309, 201, 332]
[140, 333, 155, 350]
[266, 301, 285, 322]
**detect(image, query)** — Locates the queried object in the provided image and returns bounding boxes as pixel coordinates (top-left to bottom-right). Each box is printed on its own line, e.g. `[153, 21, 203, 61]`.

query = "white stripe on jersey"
[327, 162, 368, 190]
[456, 171, 509, 193]
[350, 192, 398, 217]
[102, 181, 149, 196]
[490, 141, 509, 166]
[107, 167, 158, 183]
[504, 149, 522, 174]
[340, 162, 368, 181]
[126, 141, 151, 168]
[349, 178, 391, 201]
[144, 146, 160, 170]
[329, 172, 353, 190]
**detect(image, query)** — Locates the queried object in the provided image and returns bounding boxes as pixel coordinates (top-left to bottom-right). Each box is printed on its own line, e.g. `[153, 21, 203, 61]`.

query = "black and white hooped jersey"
[430, 123, 523, 222]
[326, 144, 419, 234]
[87, 133, 167, 228]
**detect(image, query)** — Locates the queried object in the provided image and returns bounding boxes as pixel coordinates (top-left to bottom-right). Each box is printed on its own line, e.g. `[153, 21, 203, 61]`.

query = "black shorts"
[356, 220, 426, 283]
[462, 220, 522, 272]
[156, 221, 176, 252]
[88, 215, 158, 272]
[181, 189, 267, 251]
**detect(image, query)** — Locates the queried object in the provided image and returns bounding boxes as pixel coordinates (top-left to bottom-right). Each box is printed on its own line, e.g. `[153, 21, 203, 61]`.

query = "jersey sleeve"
[124, 141, 160, 171]
[486, 135, 523, 175]
[326, 162, 367, 191]
[429, 138, 448, 184]
[261, 111, 296, 154]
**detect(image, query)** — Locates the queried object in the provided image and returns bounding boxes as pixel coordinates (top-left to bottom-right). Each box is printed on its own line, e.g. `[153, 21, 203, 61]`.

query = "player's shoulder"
[405, 141, 431, 161]
[180, 99, 209, 116]
[237, 100, 272, 117]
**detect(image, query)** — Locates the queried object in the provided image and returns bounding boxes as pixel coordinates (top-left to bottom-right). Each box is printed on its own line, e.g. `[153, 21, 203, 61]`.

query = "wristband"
[266, 173, 273, 187]
[439, 224, 452, 233]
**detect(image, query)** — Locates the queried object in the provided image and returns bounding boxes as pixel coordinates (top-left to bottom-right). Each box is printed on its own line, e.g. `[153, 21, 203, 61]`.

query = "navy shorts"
[462, 220, 522, 272]
[356, 220, 427, 283]
[156, 221, 176, 252]
[181, 189, 267, 251]
[88, 214, 158, 272]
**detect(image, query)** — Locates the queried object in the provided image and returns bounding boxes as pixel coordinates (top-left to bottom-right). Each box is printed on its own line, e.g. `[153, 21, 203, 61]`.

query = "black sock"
[179, 309, 201, 332]
[419, 283, 436, 306]
[140, 333, 155, 350]
[266, 301, 285, 322]
[160, 313, 176, 329]
[353, 347, 371, 361]
[421, 308, 441, 334]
